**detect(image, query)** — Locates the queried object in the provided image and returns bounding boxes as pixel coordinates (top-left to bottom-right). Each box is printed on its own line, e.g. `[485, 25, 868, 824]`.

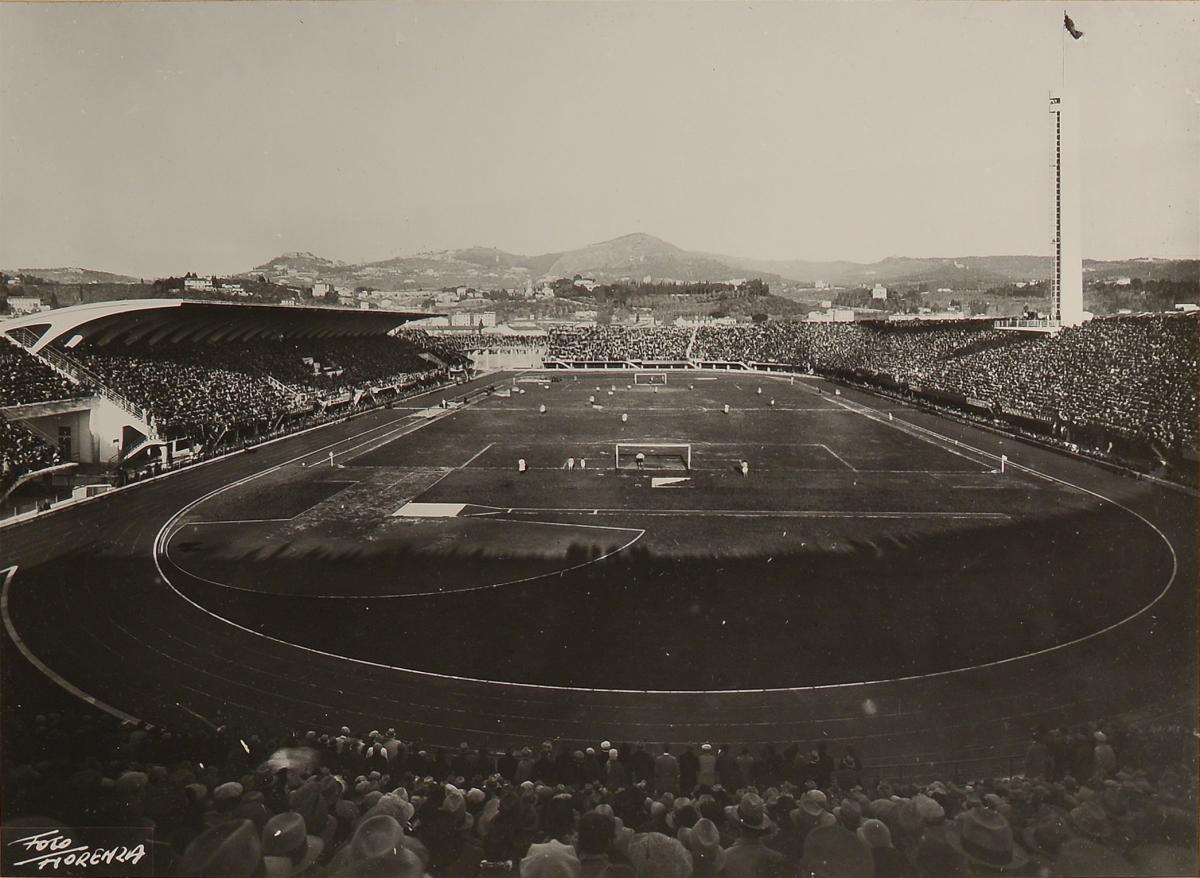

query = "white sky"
[1, 1, 1197, 277]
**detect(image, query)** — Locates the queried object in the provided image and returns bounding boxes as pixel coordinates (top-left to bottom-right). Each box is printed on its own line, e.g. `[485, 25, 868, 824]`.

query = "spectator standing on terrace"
[837, 745, 863, 789]
[697, 743, 718, 788]
[1024, 729, 1051, 781]
[630, 743, 655, 787]
[679, 745, 700, 794]
[605, 749, 629, 789]
[654, 744, 680, 795]
[1093, 731, 1117, 779]
[717, 743, 741, 789]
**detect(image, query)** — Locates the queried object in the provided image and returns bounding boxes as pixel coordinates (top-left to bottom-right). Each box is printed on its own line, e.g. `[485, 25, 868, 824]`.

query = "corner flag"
[1064, 12, 1084, 40]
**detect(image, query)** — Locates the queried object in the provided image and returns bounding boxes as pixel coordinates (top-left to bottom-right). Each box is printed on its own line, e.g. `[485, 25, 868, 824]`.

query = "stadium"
[3, 3, 1198, 876]
[1, 298, 1196, 876]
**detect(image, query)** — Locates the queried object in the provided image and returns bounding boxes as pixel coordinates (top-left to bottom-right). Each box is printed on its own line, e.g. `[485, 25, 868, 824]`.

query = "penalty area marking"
[393, 502, 467, 518]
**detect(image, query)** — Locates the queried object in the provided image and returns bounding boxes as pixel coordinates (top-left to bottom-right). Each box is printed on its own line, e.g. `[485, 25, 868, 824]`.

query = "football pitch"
[161, 371, 1174, 691]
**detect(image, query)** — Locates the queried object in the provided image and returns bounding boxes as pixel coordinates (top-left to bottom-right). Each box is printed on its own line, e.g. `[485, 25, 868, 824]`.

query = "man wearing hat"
[654, 743, 679, 796]
[177, 818, 263, 878]
[625, 832, 692, 878]
[678, 817, 726, 877]
[856, 818, 911, 878]
[945, 806, 1030, 875]
[723, 793, 791, 878]
[260, 811, 324, 878]
[576, 810, 619, 878]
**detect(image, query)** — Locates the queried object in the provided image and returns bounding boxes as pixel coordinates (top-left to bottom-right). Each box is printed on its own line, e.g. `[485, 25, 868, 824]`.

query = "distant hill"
[546, 233, 760, 283]
[10, 238, 1195, 299]
[717, 253, 1199, 290]
[246, 234, 773, 291]
[3, 266, 141, 284]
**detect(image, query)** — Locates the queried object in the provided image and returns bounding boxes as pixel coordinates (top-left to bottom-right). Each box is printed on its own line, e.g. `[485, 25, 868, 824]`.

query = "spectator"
[723, 793, 792, 878]
[654, 744, 679, 796]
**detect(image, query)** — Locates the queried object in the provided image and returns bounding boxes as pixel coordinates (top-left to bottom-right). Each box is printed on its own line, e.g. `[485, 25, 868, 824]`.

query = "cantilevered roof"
[0, 299, 439, 353]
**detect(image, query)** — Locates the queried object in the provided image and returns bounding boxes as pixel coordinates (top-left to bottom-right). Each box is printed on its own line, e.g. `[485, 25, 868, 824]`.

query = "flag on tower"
[1064, 12, 1084, 40]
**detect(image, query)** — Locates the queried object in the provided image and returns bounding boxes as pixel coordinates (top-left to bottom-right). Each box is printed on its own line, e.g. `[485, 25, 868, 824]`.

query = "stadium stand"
[2, 711, 1193, 877]
[395, 330, 545, 354]
[545, 316, 1199, 471]
[0, 418, 61, 492]
[0, 341, 81, 407]
[67, 336, 456, 440]
[549, 326, 692, 361]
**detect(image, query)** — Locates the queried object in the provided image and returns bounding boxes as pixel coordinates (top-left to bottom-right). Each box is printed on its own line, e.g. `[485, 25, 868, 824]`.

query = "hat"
[835, 798, 863, 830]
[177, 818, 262, 877]
[803, 824, 873, 878]
[895, 799, 924, 835]
[1054, 838, 1135, 877]
[1093, 731, 1107, 743]
[260, 812, 323, 878]
[576, 811, 616, 855]
[857, 818, 892, 849]
[701, 743, 712, 752]
[288, 782, 330, 837]
[1069, 799, 1114, 839]
[800, 789, 828, 818]
[335, 849, 424, 878]
[867, 798, 896, 822]
[520, 844, 582, 878]
[115, 771, 149, 795]
[946, 807, 1030, 872]
[737, 793, 771, 832]
[912, 793, 945, 825]
[1020, 811, 1074, 857]
[214, 782, 244, 803]
[340, 815, 405, 864]
[626, 832, 692, 878]
[678, 818, 725, 872]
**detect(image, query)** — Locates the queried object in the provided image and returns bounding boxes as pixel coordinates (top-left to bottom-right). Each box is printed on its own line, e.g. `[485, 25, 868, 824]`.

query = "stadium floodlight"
[634, 373, 667, 386]
[614, 442, 691, 472]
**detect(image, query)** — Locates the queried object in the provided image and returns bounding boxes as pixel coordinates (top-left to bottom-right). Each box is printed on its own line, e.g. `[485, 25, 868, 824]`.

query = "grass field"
[161, 372, 1174, 691]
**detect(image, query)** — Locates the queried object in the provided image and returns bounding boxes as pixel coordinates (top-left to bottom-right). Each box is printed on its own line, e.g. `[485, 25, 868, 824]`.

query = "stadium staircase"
[684, 325, 700, 359]
[263, 374, 312, 410]
[3, 331, 160, 441]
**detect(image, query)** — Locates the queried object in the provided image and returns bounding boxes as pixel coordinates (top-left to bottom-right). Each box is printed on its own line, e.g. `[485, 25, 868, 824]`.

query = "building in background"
[5, 296, 44, 315]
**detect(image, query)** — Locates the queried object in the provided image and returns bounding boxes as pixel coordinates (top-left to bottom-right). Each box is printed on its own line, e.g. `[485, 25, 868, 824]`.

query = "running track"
[2, 374, 1195, 778]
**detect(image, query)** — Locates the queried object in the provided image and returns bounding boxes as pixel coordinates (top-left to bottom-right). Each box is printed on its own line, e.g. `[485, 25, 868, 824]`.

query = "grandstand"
[1, 307, 1196, 878]
[545, 317, 1200, 482]
[0, 300, 471, 510]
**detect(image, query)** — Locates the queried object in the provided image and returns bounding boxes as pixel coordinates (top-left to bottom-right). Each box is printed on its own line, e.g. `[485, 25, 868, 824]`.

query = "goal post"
[634, 373, 667, 386]
[614, 442, 691, 472]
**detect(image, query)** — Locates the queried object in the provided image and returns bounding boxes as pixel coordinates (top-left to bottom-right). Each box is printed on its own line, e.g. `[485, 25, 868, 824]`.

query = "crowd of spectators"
[3, 711, 1194, 878]
[0, 342, 81, 408]
[395, 331, 546, 355]
[549, 327, 692, 361]
[75, 347, 296, 440]
[546, 316, 1199, 457]
[67, 337, 455, 439]
[0, 418, 61, 491]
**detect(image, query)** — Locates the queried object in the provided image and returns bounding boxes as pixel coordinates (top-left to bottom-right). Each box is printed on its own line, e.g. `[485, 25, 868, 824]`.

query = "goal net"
[634, 373, 668, 386]
[614, 442, 691, 472]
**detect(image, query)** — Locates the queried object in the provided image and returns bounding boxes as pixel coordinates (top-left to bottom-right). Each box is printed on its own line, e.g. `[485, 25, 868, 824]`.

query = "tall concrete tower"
[1049, 89, 1085, 326]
